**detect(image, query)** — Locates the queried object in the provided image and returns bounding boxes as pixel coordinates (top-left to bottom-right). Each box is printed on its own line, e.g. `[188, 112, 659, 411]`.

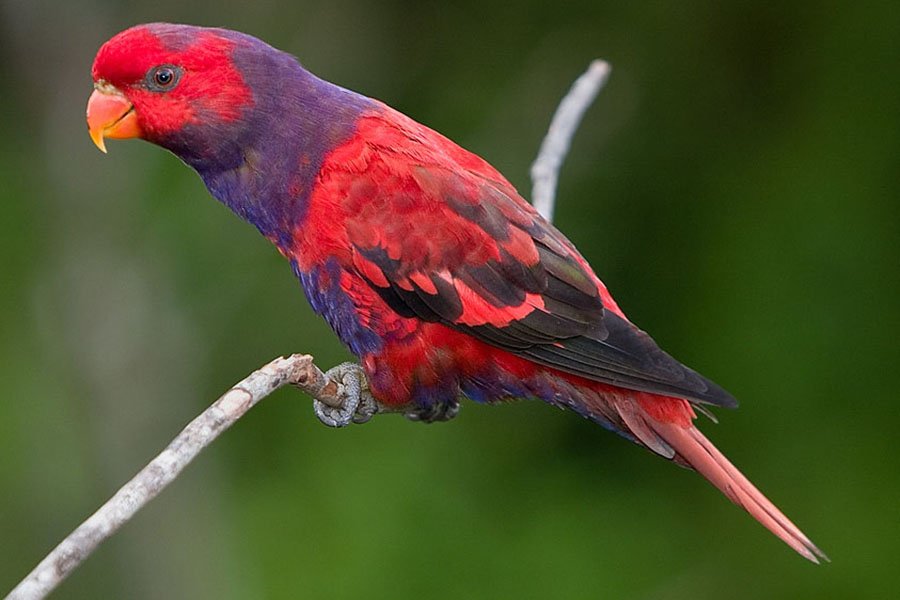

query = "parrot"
[86, 23, 826, 563]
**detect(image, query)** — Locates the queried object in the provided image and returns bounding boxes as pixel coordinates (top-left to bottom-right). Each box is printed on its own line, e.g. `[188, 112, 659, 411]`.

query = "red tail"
[651, 418, 828, 563]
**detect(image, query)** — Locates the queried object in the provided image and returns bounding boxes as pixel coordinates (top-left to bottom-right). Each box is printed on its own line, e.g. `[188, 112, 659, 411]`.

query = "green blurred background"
[1, 1, 898, 598]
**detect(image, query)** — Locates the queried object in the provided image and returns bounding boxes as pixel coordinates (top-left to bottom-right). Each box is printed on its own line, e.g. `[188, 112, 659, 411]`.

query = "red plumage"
[293, 104, 826, 562]
[87, 23, 826, 563]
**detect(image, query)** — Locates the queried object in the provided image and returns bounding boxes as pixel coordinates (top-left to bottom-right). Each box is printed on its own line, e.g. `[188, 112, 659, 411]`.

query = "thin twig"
[5, 60, 611, 600]
[6, 355, 335, 600]
[531, 60, 610, 223]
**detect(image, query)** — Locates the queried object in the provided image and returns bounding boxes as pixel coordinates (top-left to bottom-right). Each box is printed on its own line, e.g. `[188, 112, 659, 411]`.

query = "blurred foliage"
[1, 1, 898, 598]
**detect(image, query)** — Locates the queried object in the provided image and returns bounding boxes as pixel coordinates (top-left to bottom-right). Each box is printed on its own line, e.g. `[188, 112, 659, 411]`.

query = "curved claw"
[405, 398, 460, 424]
[313, 362, 377, 427]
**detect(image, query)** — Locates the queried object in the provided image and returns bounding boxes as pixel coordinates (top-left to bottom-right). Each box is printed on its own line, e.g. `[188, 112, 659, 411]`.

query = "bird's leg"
[312, 362, 459, 426]
[405, 397, 461, 424]
[313, 362, 379, 427]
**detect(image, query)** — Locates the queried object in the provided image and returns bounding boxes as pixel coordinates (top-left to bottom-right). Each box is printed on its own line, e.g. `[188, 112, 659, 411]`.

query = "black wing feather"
[353, 173, 737, 409]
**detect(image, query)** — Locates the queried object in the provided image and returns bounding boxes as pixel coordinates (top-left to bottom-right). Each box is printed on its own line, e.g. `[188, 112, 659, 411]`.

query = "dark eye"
[154, 68, 174, 86]
[146, 65, 182, 91]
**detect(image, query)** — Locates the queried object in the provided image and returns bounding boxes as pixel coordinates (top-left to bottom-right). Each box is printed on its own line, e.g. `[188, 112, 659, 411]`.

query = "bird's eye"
[146, 66, 182, 91]
[155, 68, 174, 86]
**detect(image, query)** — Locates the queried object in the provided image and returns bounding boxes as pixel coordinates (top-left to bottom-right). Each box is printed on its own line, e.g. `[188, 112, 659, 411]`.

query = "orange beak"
[86, 87, 143, 153]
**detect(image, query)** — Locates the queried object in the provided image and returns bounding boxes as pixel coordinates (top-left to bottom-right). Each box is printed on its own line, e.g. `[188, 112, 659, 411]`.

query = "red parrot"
[87, 23, 826, 562]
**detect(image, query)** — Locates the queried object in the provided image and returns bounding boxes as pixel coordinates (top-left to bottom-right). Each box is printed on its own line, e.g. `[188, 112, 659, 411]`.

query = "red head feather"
[91, 23, 253, 140]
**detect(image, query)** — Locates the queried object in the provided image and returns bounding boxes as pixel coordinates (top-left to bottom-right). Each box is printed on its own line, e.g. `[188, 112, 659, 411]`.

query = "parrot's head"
[87, 23, 278, 168]
[88, 23, 374, 238]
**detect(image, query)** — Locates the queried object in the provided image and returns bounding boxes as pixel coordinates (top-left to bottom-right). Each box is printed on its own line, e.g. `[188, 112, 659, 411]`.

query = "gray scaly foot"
[313, 362, 378, 427]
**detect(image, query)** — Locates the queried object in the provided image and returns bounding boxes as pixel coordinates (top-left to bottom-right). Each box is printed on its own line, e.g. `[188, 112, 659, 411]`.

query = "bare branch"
[5, 355, 340, 600]
[531, 60, 611, 223]
[5, 60, 612, 600]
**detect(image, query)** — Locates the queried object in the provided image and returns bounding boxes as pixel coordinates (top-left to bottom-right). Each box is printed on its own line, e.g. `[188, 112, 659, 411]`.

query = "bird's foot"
[313, 362, 378, 427]
[405, 398, 460, 424]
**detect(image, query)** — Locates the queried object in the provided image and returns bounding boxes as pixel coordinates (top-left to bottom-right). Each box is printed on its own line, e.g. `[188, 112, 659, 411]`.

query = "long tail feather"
[650, 419, 828, 563]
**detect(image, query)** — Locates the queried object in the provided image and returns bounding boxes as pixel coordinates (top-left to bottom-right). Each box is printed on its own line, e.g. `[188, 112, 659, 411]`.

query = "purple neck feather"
[162, 34, 374, 249]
